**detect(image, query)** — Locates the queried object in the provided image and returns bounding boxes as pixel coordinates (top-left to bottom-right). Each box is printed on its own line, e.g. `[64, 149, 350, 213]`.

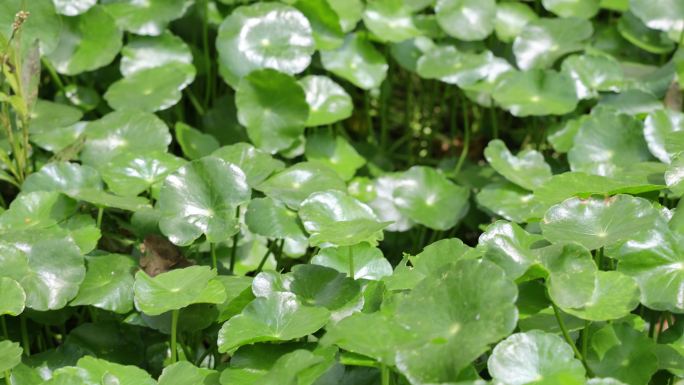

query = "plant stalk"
[454, 97, 470, 176]
[210, 243, 217, 270]
[4, 370, 10, 385]
[381, 364, 390, 385]
[348, 246, 355, 279]
[552, 304, 590, 374]
[170, 309, 180, 364]
[20, 314, 29, 356]
[96, 207, 104, 229]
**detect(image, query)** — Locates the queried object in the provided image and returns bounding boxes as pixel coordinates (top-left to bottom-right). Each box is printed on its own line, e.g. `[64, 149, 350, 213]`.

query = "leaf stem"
[96, 207, 104, 229]
[454, 97, 470, 176]
[20, 314, 29, 356]
[381, 364, 390, 385]
[229, 208, 240, 274]
[170, 309, 180, 364]
[40, 58, 65, 92]
[581, 320, 589, 362]
[4, 370, 10, 385]
[348, 246, 355, 279]
[255, 240, 274, 274]
[210, 243, 217, 270]
[552, 304, 590, 374]
[594, 247, 604, 270]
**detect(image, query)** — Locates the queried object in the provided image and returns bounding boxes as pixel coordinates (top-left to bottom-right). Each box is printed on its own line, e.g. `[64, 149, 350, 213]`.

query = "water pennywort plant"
[0, 0, 684, 384]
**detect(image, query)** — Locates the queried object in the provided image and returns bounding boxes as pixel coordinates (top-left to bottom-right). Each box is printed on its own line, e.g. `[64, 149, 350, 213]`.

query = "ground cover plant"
[0, 0, 684, 384]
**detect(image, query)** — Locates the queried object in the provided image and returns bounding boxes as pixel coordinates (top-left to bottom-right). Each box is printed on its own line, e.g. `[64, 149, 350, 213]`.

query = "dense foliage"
[1, 0, 684, 384]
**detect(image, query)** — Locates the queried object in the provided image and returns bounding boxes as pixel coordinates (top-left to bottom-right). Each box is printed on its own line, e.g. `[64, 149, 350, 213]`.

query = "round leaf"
[120, 32, 193, 77]
[212, 143, 285, 187]
[46, 6, 122, 75]
[395, 259, 518, 384]
[320, 34, 388, 90]
[435, 0, 496, 41]
[0, 0, 61, 54]
[104, 63, 196, 112]
[53, 0, 96, 16]
[22, 162, 102, 196]
[417, 46, 499, 88]
[81, 110, 171, 168]
[312, 243, 392, 280]
[0, 277, 25, 316]
[217, 292, 330, 353]
[0, 341, 22, 374]
[299, 75, 353, 126]
[644, 109, 684, 164]
[476, 182, 545, 223]
[488, 331, 586, 385]
[630, 0, 684, 35]
[101, 152, 186, 197]
[541, 194, 660, 250]
[175, 122, 220, 160]
[133, 266, 227, 315]
[304, 130, 365, 181]
[494, 2, 538, 43]
[236, 69, 309, 154]
[70, 254, 136, 314]
[493, 70, 578, 117]
[513, 17, 593, 70]
[478, 221, 544, 279]
[562, 271, 640, 321]
[103, 0, 192, 36]
[0, 237, 84, 311]
[257, 162, 346, 209]
[362, 0, 422, 43]
[542, 0, 599, 18]
[157, 157, 250, 246]
[392, 166, 470, 230]
[245, 197, 306, 240]
[561, 54, 624, 100]
[484, 139, 552, 190]
[299, 190, 389, 246]
[617, 12, 676, 54]
[294, 0, 345, 50]
[216, 2, 315, 86]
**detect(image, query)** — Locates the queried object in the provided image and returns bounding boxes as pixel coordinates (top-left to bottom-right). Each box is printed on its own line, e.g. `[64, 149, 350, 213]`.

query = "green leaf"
[71, 356, 156, 385]
[616, 221, 684, 313]
[417, 46, 502, 88]
[104, 63, 196, 112]
[294, 0, 344, 50]
[488, 331, 586, 385]
[212, 143, 284, 188]
[304, 130, 365, 181]
[435, 0, 496, 41]
[101, 152, 186, 197]
[478, 221, 544, 279]
[120, 31, 193, 77]
[541, 194, 660, 250]
[540, 243, 597, 309]
[133, 266, 227, 315]
[493, 70, 579, 117]
[494, 2, 538, 43]
[362, 0, 421, 42]
[257, 162, 346, 209]
[513, 17, 593, 70]
[644, 108, 684, 164]
[52, 0, 94, 16]
[217, 292, 330, 353]
[70, 254, 136, 314]
[158, 361, 217, 385]
[320, 34, 388, 90]
[0, 0, 61, 54]
[542, 0, 600, 18]
[587, 323, 658, 385]
[394, 259, 518, 384]
[392, 166, 470, 230]
[289, 264, 361, 310]
[476, 182, 545, 222]
[29, 100, 83, 147]
[236, 69, 309, 154]
[175, 122, 220, 160]
[103, 0, 192, 36]
[484, 139, 552, 190]
[629, 0, 684, 35]
[0, 237, 84, 311]
[81, 110, 172, 168]
[22, 162, 102, 196]
[299, 75, 353, 126]
[157, 157, 250, 246]
[0, 340, 22, 373]
[216, 2, 315, 86]
[665, 155, 684, 196]
[299, 190, 389, 246]
[64, 322, 144, 365]
[617, 12, 676, 54]
[0, 191, 76, 232]
[561, 54, 624, 99]
[0, 276, 25, 316]
[327, 0, 363, 32]
[562, 271, 640, 321]
[568, 107, 652, 177]
[46, 6, 122, 75]
[245, 197, 306, 240]
[312, 243, 392, 280]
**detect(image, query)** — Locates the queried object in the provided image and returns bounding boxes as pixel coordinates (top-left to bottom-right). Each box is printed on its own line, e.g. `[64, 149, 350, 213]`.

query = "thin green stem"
[20, 314, 29, 356]
[552, 304, 590, 374]
[170, 309, 180, 364]
[594, 247, 604, 269]
[490, 104, 498, 139]
[255, 241, 274, 274]
[185, 89, 206, 115]
[581, 320, 589, 362]
[4, 370, 10, 385]
[200, 0, 212, 108]
[364, 92, 376, 144]
[1, 315, 7, 339]
[381, 364, 390, 385]
[96, 207, 104, 229]
[40, 58, 65, 91]
[454, 97, 470, 176]
[210, 243, 217, 270]
[348, 246, 355, 279]
[229, 234, 239, 274]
